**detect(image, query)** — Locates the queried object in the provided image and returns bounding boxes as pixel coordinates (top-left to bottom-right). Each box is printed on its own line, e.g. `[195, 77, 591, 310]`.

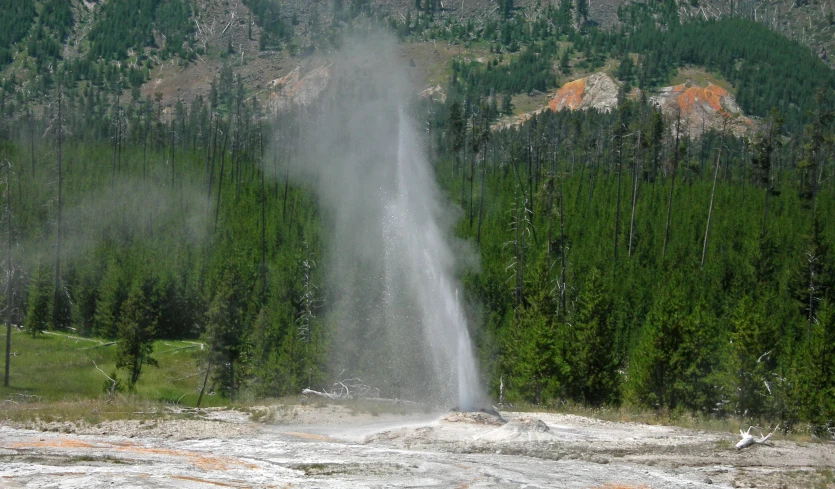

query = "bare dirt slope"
[2, 404, 833, 488]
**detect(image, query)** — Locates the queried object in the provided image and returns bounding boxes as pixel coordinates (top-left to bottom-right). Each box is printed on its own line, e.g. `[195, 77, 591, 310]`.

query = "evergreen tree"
[24, 262, 51, 337]
[566, 268, 620, 406]
[116, 283, 158, 389]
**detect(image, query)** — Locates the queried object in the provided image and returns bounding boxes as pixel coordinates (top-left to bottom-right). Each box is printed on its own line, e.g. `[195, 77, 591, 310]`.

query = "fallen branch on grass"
[93, 361, 117, 400]
[79, 342, 117, 350]
[158, 344, 201, 355]
[736, 424, 780, 450]
[302, 388, 342, 400]
[43, 331, 108, 345]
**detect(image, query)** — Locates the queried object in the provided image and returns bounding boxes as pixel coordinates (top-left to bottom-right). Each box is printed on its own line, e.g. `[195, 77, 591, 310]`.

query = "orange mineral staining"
[550, 78, 586, 112]
[673, 83, 729, 115]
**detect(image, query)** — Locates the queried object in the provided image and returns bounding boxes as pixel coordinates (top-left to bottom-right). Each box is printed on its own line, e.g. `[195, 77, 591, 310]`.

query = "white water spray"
[285, 34, 483, 409]
[381, 108, 482, 410]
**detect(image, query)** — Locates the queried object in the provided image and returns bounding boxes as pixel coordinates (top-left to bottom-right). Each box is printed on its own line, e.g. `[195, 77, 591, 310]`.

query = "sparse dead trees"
[546, 172, 568, 318]
[48, 82, 68, 330]
[259, 129, 268, 304]
[473, 103, 490, 231]
[297, 242, 319, 344]
[628, 110, 645, 259]
[702, 116, 728, 269]
[3, 157, 12, 387]
[111, 100, 124, 186]
[507, 190, 533, 308]
[799, 88, 833, 221]
[613, 100, 630, 274]
[214, 118, 230, 232]
[448, 100, 466, 185]
[662, 109, 682, 259]
[753, 108, 783, 236]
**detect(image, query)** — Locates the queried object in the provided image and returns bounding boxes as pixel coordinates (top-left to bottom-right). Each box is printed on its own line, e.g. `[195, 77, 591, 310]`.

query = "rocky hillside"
[493, 71, 753, 137]
[651, 82, 753, 137]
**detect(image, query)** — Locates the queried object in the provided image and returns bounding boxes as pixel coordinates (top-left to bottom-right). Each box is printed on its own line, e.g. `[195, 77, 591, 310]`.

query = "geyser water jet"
[285, 33, 483, 409]
[384, 107, 482, 410]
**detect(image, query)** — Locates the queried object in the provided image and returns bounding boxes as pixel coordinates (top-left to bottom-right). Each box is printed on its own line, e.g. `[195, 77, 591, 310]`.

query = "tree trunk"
[469, 136, 476, 227]
[662, 113, 681, 259]
[476, 141, 486, 245]
[628, 128, 641, 259]
[613, 126, 623, 275]
[29, 108, 35, 176]
[259, 132, 267, 304]
[559, 178, 566, 318]
[196, 346, 214, 408]
[214, 127, 229, 232]
[701, 145, 721, 269]
[52, 86, 63, 330]
[4, 160, 11, 387]
[170, 127, 176, 187]
[283, 138, 291, 221]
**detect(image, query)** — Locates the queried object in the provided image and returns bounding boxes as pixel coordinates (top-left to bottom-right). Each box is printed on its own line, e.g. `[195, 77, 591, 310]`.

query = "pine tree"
[24, 262, 51, 337]
[726, 295, 770, 417]
[116, 283, 158, 389]
[566, 268, 620, 406]
[205, 281, 248, 402]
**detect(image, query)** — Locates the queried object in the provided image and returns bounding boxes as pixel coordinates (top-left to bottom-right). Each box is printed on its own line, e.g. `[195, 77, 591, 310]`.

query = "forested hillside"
[0, 0, 834, 436]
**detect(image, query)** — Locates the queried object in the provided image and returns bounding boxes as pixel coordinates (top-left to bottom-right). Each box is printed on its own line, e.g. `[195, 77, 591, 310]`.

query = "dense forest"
[429, 90, 834, 433]
[0, 0, 833, 436]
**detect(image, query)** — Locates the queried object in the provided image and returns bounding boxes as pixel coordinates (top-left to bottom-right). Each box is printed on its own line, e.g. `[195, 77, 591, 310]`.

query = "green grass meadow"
[0, 328, 226, 408]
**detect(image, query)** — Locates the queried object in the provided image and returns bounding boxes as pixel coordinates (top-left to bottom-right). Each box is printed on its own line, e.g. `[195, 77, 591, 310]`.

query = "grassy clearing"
[0, 328, 228, 410]
[669, 66, 735, 94]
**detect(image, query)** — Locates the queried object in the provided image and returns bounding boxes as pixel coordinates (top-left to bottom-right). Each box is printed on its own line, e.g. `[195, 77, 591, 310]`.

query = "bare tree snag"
[3, 157, 11, 387]
[52, 83, 64, 330]
[662, 110, 681, 259]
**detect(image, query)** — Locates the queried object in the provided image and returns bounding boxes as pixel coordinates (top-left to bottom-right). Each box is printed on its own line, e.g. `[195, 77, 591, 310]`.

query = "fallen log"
[736, 424, 779, 450]
[301, 388, 343, 400]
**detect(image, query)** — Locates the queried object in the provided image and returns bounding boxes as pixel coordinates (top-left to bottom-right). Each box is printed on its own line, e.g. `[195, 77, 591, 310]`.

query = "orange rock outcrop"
[672, 83, 729, 115]
[549, 78, 586, 111]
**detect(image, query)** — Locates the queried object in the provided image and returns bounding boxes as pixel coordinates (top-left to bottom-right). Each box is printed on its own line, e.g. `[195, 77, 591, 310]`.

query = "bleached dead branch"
[736, 424, 779, 450]
[93, 360, 117, 399]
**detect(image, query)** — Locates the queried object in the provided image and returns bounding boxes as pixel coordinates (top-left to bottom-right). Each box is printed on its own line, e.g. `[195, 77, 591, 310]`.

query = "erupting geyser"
[285, 32, 484, 410]
[383, 108, 482, 410]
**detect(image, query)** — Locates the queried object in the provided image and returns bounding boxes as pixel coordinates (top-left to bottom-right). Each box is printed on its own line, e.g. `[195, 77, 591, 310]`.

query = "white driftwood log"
[736, 424, 779, 450]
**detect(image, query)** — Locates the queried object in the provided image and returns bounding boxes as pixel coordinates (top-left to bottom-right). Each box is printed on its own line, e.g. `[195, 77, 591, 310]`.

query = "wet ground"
[1, 404, 833, 488]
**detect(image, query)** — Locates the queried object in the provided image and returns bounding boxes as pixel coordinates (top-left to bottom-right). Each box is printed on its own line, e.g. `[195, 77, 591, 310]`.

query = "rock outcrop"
[549, 72, 619, 113]
[650, 82, 753, 137]
[268, 65, 331, 112]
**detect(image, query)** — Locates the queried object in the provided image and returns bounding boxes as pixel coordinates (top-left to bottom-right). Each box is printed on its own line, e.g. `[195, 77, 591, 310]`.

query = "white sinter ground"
[2, 404, 832, 488]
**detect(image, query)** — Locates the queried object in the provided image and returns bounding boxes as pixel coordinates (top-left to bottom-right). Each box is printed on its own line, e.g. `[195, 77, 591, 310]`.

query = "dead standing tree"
[46, 82, 69, 330]
[506, 190, 533, 308]
[662, 109, 682, 259]
[3, 157, 13, 387]
[296, 242, 320, 344]
[701, 116, 729, 269]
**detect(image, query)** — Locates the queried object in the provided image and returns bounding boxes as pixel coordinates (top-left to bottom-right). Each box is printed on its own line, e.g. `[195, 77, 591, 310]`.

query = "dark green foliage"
[434, 87, 835, 426]
[24, 262, 51, 337]
[498, 0, 514, 19]
[39, 0, 74, 42]
[0, 0, 36, 65]
[566, 268, 620, 406]
[88, 0, 194, 60]
[243, 0, 292, 50]
[116, 283, 158, 388]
